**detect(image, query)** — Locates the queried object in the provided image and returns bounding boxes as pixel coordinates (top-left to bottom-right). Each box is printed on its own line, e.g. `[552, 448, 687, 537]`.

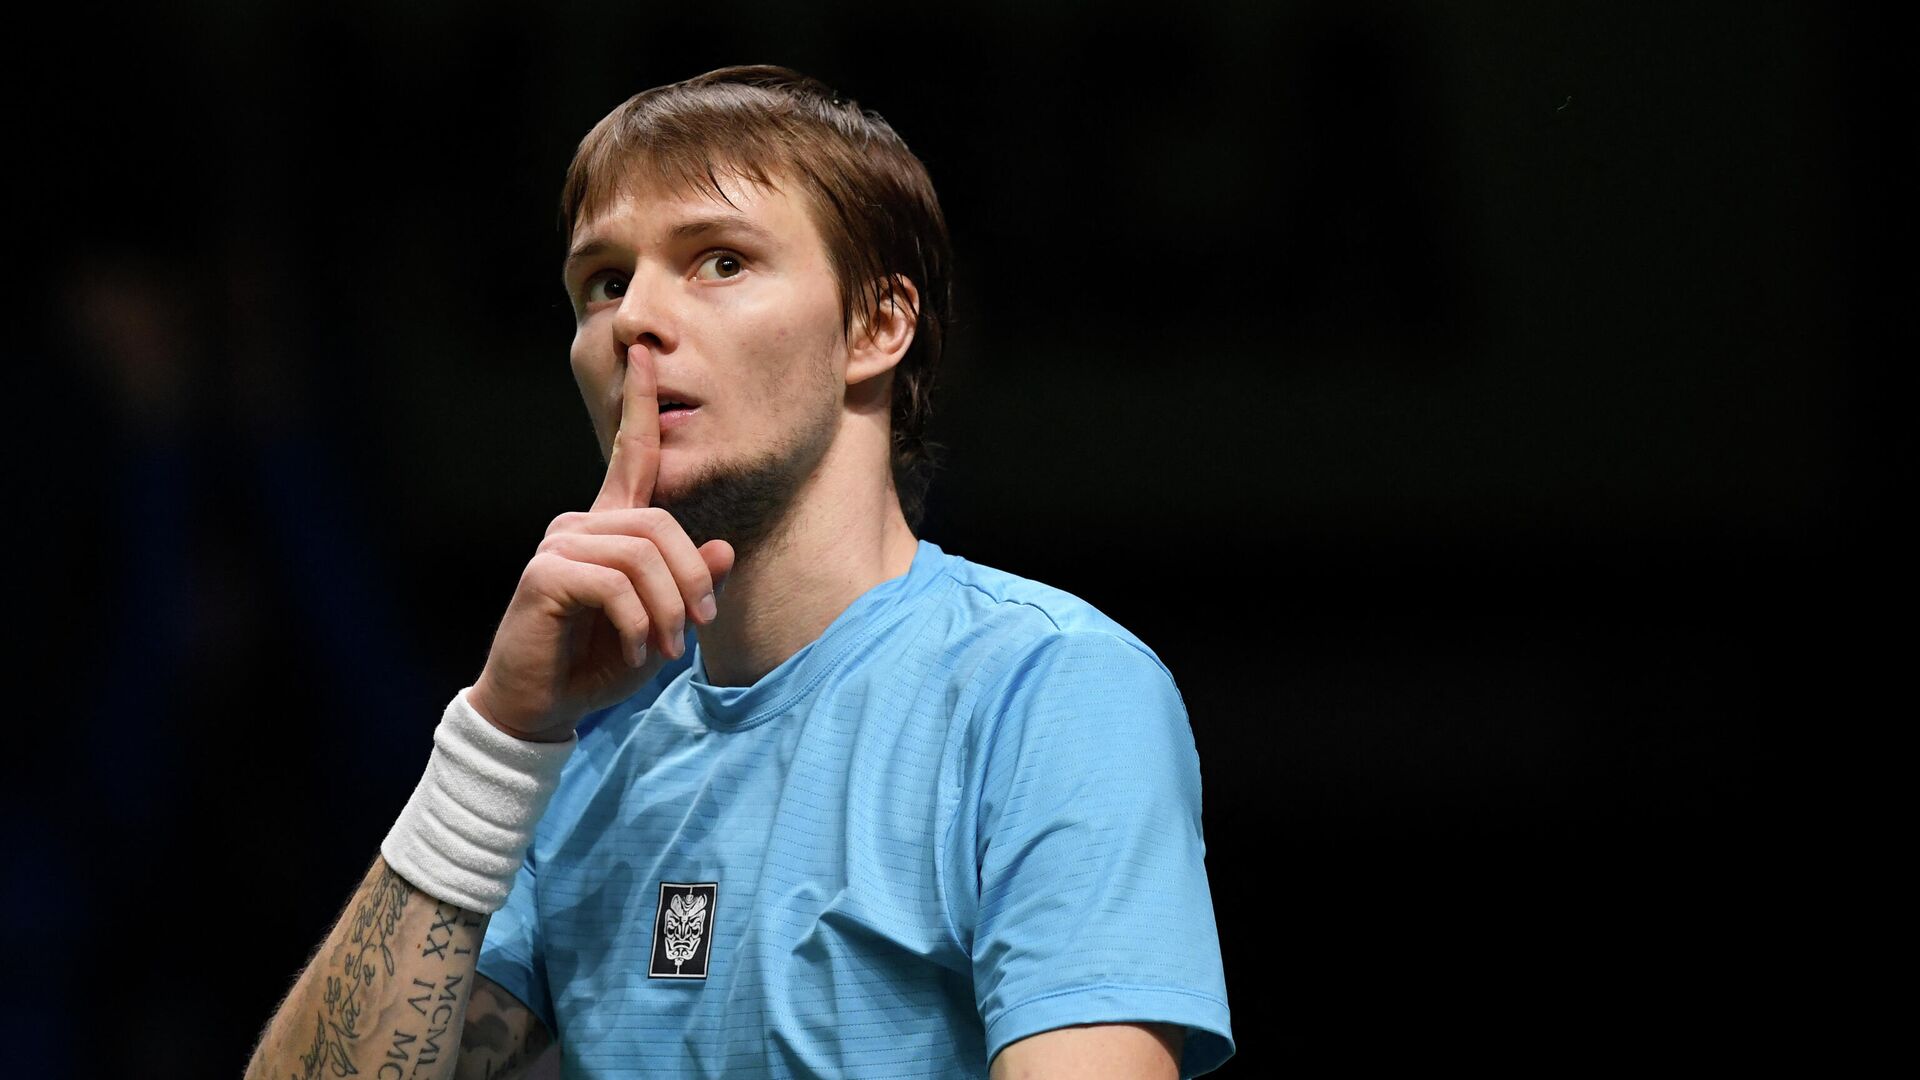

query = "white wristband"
[380, 686, 577, 913]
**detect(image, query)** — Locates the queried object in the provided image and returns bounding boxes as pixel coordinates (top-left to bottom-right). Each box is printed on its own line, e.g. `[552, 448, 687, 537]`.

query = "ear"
[846, 274, 920, 389]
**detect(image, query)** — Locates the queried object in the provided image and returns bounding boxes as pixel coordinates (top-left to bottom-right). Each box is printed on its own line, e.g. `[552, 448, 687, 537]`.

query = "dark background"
[6, 1, 1884, 1075]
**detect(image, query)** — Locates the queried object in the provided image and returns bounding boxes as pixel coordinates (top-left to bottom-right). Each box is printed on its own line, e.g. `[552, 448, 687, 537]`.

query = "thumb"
[701, 540, 738, 597]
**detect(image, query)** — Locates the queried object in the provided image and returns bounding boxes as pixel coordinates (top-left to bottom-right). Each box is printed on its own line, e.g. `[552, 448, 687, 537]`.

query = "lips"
[656, 385, 699, 413]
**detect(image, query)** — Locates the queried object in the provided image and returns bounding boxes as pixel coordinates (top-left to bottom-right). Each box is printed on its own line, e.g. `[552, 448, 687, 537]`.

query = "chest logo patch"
[649, 881, 719, 979]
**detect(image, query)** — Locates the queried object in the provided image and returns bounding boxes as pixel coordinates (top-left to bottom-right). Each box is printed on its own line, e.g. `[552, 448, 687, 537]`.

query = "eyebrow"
[563, 212, 778, 281]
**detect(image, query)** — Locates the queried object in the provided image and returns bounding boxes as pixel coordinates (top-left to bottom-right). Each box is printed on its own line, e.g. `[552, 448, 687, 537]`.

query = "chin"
[649, 460, 700, 508]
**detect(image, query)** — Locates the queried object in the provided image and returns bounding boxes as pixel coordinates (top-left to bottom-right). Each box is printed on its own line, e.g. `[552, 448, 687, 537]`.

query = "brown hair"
[559, 65, 954, 532]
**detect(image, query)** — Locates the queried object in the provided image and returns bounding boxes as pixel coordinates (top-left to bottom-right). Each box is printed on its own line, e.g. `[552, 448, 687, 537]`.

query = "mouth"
[658, 402, 700, 431]
[655, 382, 701, 416]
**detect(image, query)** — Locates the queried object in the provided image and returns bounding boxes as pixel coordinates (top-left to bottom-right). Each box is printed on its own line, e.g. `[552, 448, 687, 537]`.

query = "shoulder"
[928, 548, 1176, 696]
[922, 551, 1189, 770]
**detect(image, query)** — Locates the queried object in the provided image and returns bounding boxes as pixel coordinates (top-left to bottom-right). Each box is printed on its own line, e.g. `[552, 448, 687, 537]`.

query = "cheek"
[567, 329, 592, 383]
[568, 345, 588, 393]
[723, 309, 808, 400]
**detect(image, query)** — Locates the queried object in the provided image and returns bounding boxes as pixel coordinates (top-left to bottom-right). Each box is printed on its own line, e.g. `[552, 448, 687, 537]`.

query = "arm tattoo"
[457, 977, 553, 1080]
[299, 865, 411, 1078]
[278, 863, 488, 1080]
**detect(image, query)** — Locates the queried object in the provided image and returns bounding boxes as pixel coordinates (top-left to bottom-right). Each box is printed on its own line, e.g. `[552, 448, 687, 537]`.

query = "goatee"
[651, 408, 837, 559]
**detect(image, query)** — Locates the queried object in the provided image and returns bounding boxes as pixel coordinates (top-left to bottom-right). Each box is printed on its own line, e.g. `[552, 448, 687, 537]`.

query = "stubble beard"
[650, 391, 840, 560]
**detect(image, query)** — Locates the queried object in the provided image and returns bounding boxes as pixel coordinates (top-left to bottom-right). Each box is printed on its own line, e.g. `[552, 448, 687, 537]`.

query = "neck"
[693, 415, 920, 688]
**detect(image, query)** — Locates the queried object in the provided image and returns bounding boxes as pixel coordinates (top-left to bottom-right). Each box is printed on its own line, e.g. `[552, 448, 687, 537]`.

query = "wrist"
[468, 678, 578, 744]
[379, 686, 577, 912]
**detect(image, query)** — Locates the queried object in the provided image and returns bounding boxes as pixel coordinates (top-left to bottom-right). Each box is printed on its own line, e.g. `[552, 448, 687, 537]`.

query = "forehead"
[567, 164, 819, 255]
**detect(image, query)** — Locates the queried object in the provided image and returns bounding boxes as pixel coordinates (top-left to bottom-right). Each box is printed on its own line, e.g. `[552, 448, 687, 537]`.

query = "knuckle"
[591, 561, 630, 590]
[546, 510, 584, 537]
[657, 590, 686, 622]
[627, 535, 662, 564]
[519, 552, 566, 593]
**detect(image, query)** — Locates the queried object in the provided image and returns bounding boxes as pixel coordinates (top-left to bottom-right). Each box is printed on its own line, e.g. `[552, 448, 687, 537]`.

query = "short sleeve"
[475, 850, 556, 1035]
[965, 632, 1234, 1077]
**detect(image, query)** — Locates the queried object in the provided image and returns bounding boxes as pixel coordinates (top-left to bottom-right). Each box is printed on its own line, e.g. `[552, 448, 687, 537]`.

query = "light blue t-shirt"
[477, 539, 1234, 1077]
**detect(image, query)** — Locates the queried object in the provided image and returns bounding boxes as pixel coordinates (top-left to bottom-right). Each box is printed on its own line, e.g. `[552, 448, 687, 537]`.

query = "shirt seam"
[944, 579, 1179, 686]
[940, 620, 1180, 956]
[946, 577, 1068, 633]
[936, 582, 1065, 947]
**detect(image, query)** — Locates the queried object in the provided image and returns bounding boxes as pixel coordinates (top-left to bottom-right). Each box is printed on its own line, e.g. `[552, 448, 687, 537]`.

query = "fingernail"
[697, 593, 718, 622]
[631, 642, 648, 668]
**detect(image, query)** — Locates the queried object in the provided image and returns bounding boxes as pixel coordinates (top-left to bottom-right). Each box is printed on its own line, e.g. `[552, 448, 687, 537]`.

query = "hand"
[469, 342, 735, 741]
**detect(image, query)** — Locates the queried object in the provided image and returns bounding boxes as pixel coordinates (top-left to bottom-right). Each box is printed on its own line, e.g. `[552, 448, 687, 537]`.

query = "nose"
[611, 267, 674, 354]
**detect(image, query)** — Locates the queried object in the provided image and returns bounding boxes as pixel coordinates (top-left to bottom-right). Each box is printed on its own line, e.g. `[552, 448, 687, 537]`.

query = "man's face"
[563, 167, 849, 551]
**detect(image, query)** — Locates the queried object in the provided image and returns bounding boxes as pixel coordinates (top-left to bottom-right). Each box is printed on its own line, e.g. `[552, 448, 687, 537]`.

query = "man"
[246, 65, 1233, 1079]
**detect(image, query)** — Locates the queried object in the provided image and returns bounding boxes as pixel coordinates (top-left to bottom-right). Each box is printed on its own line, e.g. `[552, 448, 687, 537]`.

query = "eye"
[582, 270, 626, 304]
[695, 251, 746, 281]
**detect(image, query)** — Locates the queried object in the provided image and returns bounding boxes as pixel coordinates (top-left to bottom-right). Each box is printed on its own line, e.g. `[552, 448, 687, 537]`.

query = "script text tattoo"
[290, 869, 483, 1079]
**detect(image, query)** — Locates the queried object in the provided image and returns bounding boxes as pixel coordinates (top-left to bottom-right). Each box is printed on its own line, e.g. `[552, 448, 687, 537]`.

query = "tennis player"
[246, 64, 1232, 1079]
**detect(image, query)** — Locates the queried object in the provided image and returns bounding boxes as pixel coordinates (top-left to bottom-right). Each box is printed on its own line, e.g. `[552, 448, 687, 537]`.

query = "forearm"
[247, 855, 489, 1080]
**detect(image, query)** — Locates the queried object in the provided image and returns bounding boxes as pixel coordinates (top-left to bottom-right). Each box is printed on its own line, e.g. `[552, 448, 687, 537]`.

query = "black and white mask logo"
[649, 882, 719, 979]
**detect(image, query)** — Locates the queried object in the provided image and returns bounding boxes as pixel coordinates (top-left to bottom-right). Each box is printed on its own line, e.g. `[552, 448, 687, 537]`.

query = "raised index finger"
[593, 342, 661, 511]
